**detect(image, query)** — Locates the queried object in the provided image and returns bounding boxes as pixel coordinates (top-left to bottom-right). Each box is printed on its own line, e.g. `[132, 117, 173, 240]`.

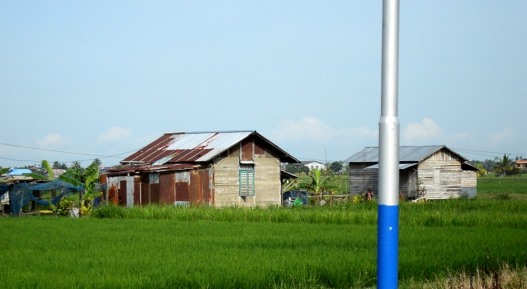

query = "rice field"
[0, 176, 526, 288]
[1, 196, 527, 289]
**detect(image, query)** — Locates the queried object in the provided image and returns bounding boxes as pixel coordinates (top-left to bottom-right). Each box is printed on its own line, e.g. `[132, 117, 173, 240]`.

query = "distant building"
[515, 159, 527, 172]
[302, 161, 326, 171]
[344, 145, 478, 200]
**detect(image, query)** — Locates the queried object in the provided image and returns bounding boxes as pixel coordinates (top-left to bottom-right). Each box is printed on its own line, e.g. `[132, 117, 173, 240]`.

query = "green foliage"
[284, 163, 309, 175]
[1, 199, 526, 289]
[52, 161, 68, 170]
[475, 163, 488, 176]
[59, 161, 102, 216]
[23, 159, 103, 216]
[494, 154, 520, 177]
[55, 199, 75, 216]
[90, 198, 527, 229]
[24, 160, 54, 181]
[0, 167, 9, 180]
[296, 169, 340, 202]
[329, 161, 343, 173]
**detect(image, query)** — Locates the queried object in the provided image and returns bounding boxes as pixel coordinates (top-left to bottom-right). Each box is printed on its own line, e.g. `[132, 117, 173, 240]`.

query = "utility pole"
[378, 0, 400, 288]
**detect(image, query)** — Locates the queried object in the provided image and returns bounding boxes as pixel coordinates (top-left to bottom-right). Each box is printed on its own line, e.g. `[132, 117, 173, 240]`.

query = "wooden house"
[102, 131, 299, 207]
[344, 145, 478, 200]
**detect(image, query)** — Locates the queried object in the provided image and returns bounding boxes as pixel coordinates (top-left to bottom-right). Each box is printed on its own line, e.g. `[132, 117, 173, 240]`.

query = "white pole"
[378, 0, 400, 288]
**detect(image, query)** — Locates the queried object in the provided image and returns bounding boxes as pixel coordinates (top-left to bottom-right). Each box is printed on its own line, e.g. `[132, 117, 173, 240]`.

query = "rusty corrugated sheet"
[121, 131, 253, 165]
[119, 131, 299, 169]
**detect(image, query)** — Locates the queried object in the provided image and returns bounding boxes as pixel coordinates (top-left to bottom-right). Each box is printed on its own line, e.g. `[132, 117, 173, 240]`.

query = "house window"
[149, 172, 159, 184]
[239, 164, 255, 197]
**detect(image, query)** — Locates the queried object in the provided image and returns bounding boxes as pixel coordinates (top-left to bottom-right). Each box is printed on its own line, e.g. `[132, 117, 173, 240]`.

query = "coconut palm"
[493, 154, 518, 177]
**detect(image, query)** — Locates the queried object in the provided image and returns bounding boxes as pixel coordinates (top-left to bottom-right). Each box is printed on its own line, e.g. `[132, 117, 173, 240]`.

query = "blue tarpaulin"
[5, 180, 84, 216]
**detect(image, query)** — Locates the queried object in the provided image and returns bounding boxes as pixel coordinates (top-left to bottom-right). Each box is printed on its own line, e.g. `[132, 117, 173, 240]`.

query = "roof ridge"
[165, 130, 256, 135]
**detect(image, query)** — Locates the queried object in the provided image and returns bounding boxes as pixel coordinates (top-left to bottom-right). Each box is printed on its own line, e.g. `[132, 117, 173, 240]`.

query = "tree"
[52, 161, 68, 170]
[59, 160, 102, 216]
[285, 163, 309, 175]
[493, 154, 519, 177]
[329, 161, 343, 173]
[482, 159, 495, 172]
[298, 169, 338, 205]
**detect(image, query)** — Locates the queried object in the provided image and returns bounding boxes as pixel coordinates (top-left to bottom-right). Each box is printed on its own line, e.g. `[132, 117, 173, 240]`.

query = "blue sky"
[1, 1, 526, 168]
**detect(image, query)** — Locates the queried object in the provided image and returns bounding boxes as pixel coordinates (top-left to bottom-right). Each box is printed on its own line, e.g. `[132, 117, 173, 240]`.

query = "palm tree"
[493, 154, 518, 177]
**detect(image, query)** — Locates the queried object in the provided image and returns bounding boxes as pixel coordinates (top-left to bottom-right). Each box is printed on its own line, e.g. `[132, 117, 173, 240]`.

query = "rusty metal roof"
[121, 131, 299, 166]
[344, 145, 468, 163]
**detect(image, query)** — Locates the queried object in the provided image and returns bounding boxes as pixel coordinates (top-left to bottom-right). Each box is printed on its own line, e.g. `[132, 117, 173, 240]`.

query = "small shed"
[102, 131, 299, 207]
[344, 145, 478, 200]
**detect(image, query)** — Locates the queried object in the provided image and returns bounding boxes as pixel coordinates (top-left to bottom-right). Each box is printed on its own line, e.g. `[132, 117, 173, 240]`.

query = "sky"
[1, 1, 526, 168]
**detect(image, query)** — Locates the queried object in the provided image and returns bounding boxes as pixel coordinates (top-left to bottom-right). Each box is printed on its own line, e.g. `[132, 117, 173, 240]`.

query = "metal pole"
[378, 0, 400, 288]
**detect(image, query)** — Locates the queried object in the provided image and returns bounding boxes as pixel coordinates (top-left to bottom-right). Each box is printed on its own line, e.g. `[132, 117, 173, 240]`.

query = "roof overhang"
[365, 162, 418, 170]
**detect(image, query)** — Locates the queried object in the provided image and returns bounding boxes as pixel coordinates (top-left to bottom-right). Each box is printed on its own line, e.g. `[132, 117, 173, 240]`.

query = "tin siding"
[241, 138, 254, 161]
[189, 169, 211, 204]
[150, 184, 160, 203]
[254, 138, 265, 155]
[159, 173, 175, 204]
[133, 176, 141, 206]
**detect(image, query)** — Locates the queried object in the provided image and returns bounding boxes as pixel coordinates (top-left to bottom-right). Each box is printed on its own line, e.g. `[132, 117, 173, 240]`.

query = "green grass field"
[477, 174, 527, 197]
[0, 176, 526, 288]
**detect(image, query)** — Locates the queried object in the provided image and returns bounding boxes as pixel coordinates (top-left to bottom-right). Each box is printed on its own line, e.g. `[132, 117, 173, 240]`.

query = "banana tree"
[301, 169, 337, 205]
[25, 160, 55, 181]
[59, 161, 102, 217]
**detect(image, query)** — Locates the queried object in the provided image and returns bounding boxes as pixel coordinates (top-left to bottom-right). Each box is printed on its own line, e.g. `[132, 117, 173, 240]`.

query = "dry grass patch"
[411, 264, 527, 289]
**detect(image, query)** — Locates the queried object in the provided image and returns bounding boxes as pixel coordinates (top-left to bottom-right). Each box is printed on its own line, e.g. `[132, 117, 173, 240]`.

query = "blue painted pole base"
[378, 205, 399, 289]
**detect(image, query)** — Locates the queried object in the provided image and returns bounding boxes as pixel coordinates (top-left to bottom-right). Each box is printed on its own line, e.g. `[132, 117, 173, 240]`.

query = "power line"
[0, 142, 137, 159]
[0, 141, 139, 166]
[0, 156, 41, 163]
[452, 147, 526, 159]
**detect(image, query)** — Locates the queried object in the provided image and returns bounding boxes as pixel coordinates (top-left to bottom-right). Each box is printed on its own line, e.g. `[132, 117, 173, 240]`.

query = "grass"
[1, 197, 527, 288]
[477, 174, 527, 197]
[0, 176, 525, 288]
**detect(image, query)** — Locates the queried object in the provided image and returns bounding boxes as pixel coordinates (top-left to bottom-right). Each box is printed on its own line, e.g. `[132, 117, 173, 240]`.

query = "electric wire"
[0, 141, 139, 166]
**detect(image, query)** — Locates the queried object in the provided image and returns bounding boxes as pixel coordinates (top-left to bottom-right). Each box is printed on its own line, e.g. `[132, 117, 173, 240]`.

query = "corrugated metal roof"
[121, 131, 298, 166]
[344, 145, 467, 163]
[365, 163, 419, 170]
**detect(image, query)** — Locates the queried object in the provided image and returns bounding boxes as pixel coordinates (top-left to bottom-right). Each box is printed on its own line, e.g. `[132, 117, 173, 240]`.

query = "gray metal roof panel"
[345, 145, 448, 163]
[365, 163, 419, 170]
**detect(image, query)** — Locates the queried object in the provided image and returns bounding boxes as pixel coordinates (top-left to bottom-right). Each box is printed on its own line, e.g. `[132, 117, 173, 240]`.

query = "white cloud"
[489, 128, 514, 144]
[270, 116, 335, 142]
[270, 116, 379, 144]
[343, 126, 378, 139]
[36, 133, 66, 147]
[98, 127, 132, 143]
[402, 118, 444, 142]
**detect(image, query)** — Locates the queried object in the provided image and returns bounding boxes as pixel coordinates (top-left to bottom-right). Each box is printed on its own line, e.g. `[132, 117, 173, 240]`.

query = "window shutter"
[239, 164, 255, 197]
